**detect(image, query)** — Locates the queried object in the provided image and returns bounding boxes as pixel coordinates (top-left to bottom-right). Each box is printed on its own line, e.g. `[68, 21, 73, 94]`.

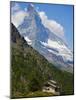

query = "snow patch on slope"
[24, 37, 32, 45]
[40, 39, 73, 62]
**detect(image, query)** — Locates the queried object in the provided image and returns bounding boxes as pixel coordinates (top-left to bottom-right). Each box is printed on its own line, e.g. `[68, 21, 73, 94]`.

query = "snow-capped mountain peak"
[17, 4, 73, 73]
[27, 4, 35, 12]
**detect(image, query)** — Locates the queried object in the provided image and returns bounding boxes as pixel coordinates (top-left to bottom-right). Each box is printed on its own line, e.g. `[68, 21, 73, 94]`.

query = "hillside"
[11, 23, 74, 98]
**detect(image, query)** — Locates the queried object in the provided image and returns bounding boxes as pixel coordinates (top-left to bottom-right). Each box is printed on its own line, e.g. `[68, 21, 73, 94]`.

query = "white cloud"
[39, 11, 64, 38]
[12, 11, 27, 27]
[36, 7, 39, 11]
[24, 8, 27, 11]
[11, 3, 28, 27]
[11, 3, 20, 14]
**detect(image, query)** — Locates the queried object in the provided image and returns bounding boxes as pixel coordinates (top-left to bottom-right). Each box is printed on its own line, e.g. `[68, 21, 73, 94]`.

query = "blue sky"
[11, 1, 74, 51]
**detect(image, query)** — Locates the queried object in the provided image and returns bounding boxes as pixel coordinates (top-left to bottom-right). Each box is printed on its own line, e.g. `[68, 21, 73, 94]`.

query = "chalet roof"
[47, 82, 57, 88]
[49, 80, 57, 84]
[44, 79, 60, 89]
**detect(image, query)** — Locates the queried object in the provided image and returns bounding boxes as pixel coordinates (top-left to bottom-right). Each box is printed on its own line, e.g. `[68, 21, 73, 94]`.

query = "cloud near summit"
[11, 3, 28, 27]
[39, 11, 64, 37]
[11, 3, 65, 38]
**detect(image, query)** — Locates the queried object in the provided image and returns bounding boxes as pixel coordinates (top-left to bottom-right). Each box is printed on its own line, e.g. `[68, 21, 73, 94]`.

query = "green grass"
[11, 91, 55, 98]
[26, 91, 55, 97]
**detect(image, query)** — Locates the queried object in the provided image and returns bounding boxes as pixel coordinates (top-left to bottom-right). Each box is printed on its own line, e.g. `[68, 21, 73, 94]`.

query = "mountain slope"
[11, 23, 73, 98]
[11, 23, 54, 97]
[18, 4, 73, 73]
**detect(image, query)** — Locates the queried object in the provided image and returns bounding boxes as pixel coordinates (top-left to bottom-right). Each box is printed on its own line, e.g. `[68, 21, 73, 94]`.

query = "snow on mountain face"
[24, 37, 32, 45]
[17, 4, 73, 73]
[40, 39, 73, 61]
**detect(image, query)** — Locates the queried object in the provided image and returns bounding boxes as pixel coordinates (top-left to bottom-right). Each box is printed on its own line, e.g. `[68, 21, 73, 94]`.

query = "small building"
[42, 80, 60, 95]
